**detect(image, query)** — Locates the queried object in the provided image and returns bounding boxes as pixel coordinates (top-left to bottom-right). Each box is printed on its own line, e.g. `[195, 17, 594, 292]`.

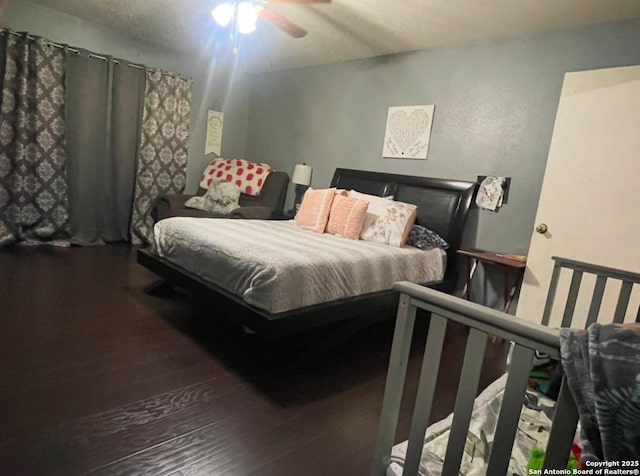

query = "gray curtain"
[65, 50, 144, 245]
[130, 69, 191, 245]
[0, 31, 69, 246]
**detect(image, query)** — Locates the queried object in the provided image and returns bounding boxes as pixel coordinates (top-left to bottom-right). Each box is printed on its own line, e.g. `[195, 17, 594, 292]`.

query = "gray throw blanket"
[560, 323, 640, 464]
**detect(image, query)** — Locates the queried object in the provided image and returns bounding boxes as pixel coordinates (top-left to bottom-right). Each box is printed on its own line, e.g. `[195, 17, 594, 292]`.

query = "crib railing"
[542, 256, 640, 326]
[370, 282, 578, 476]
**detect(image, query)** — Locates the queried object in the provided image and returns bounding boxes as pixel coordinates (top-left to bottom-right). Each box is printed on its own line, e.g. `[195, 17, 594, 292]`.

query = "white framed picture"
[382, 105, 435, 159]
[205, 110, 224, 156]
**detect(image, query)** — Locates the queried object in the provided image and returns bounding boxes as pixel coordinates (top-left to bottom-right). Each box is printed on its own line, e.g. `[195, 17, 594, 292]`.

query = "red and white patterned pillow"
[200, 158, 273, 196]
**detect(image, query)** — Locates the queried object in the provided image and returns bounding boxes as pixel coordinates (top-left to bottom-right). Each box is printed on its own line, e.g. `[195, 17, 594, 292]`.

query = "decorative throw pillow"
[347, 190, 394, 235]
[348, 190, 417, 247]
[326, 195, 369, 240]
[407, 225, 449, 250]
[294, 188, 336, 234]
[185, 179, 241, 215]
[200, 158, 272, 196]
[347, 190, 394, 201]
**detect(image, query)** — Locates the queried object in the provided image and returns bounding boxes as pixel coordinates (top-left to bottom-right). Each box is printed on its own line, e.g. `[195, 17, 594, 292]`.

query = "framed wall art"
[382, 104, 435, 160]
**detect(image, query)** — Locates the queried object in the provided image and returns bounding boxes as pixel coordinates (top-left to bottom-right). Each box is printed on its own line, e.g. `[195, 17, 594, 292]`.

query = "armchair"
[151, 171, 289, 223]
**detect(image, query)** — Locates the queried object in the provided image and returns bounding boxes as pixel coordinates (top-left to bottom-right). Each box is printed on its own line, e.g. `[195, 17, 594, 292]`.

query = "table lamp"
[289, 163, 312, 216]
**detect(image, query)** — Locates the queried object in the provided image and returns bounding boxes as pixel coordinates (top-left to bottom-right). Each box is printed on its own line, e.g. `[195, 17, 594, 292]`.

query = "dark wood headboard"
[330, 168, 477, 286]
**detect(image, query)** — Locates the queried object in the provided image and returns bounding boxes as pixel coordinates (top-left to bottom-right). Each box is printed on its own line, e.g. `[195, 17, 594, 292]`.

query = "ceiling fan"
[211, 0, 330, 39]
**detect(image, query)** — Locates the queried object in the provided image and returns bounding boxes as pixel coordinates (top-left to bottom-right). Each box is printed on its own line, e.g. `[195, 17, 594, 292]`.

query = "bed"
[153, 218, 446, 314]
[371, 257, 640, 476]
[138, 168, 476, 337]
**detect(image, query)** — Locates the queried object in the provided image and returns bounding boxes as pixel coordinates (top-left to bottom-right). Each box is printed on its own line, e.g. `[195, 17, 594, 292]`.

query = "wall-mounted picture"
[205, 110, 224, 156]
[382, 104, 435, 160]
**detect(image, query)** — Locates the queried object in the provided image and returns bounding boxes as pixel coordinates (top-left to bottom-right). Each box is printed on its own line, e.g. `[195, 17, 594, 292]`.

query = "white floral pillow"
[347, 191, 417, 247]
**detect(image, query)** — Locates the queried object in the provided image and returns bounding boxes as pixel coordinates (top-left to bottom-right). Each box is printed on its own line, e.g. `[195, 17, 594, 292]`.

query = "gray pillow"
[185, 180, 241, 215]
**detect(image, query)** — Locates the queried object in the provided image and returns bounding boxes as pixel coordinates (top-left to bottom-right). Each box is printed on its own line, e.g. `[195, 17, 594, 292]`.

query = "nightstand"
[457, 248, 527, 313]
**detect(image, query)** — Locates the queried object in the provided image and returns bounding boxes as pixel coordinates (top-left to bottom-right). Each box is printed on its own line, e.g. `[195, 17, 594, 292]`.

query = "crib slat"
[613, 281, 633, 323]
[543, 378, 579, 470]
[402, 314, 448, 476]
[586, 275, 607, 326]
[561, 270, 583, 327]
[486, 344, 534, 475]
[371, 294, 418, 476]
[440, 328, 488, 476]
[542, 262, 561, 326]
[552, 256, 640, 284]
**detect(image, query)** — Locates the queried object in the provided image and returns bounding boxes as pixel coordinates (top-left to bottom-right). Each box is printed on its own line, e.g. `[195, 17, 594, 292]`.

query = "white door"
[516, 65, 640, 327]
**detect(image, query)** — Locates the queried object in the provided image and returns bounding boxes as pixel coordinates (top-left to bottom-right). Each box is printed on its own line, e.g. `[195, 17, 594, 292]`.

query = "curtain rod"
[1, 29, 193, 83]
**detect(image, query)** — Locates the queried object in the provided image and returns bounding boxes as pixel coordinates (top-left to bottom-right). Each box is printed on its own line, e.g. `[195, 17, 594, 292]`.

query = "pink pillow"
[294, 188, 336, 234]
[326, 196, 369, 240]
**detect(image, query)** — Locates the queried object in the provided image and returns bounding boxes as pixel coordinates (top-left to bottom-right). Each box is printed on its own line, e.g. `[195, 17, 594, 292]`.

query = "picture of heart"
[382, 105, 434, 160]
[388, 110, 430, 153]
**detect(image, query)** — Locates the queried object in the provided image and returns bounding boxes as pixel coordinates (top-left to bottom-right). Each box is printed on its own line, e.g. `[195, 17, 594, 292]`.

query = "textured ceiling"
[27, 0, 640, 72]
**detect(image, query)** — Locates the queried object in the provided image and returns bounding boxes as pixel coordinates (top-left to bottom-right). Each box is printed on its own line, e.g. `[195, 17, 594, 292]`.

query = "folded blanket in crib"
[388, 374, 557, 476]
[560, 323, 640, 464]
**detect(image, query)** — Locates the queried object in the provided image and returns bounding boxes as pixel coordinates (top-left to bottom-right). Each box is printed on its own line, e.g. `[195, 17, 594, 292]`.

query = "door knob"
[535, 223, 549, 234]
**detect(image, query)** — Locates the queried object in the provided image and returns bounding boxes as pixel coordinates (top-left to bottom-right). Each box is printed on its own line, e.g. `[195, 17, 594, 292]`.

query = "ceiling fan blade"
[258, 8, 308, 38]
[266, 0, 330, 3]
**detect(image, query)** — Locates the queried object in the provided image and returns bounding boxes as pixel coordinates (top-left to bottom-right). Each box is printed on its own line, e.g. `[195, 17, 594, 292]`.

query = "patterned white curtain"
[130, 69, 191, 245]
[0, 31, 69, 246]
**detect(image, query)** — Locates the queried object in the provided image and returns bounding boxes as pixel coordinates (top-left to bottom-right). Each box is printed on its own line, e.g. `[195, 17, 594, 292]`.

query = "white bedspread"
[153, 218, 445, 314]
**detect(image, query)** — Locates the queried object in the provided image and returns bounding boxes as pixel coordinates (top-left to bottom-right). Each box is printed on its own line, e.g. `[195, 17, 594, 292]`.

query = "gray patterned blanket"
[560, 323, 640, 464]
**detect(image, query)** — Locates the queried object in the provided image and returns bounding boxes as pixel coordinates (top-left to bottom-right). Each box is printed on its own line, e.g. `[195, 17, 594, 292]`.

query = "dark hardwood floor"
[0, 244, 508, 475]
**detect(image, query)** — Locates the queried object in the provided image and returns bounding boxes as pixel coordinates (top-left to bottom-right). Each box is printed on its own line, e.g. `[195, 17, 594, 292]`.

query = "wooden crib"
[371, 256, 640, 476]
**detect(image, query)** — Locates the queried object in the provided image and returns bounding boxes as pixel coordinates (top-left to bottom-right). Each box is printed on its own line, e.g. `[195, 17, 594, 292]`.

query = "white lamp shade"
[291, 164, 312, 186]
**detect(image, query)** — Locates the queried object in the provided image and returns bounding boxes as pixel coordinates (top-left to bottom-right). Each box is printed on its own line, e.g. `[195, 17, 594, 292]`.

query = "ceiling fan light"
[212, 2, 234, 27]
[237, 2, 258, 34]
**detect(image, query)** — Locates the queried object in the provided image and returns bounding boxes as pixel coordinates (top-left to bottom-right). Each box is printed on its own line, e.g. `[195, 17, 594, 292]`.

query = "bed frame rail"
[371, 282, 577, 476]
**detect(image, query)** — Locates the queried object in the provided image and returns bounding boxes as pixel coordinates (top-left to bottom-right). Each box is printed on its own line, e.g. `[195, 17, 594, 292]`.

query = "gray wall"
[245, 19, 640, 254]
[1, 0, 250, 192]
